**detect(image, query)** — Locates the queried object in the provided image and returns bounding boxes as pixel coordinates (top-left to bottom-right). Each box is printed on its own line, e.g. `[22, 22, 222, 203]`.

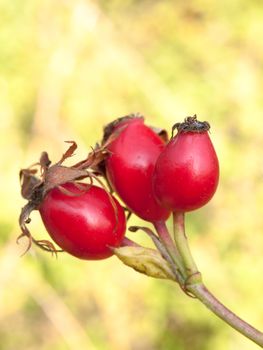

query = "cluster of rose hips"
[19, 114, 218, 268]
[19, 117, 263, 347]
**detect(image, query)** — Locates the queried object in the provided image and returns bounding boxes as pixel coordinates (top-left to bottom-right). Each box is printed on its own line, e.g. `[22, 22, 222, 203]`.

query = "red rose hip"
[103, 115, 170, 222]
[39, 183, 126, 260]
[153, 116, 219, 212]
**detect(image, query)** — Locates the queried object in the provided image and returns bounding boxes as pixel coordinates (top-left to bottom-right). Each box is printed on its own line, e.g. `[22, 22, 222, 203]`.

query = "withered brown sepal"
[18, 140, 114, 256]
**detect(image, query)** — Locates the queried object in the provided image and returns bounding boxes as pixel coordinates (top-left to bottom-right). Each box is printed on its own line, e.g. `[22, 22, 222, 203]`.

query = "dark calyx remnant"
[172, 115, 210, 137]
[99, 113, 169, 180]
[102, 113, 144, 145]
[102, 112, 169, 146]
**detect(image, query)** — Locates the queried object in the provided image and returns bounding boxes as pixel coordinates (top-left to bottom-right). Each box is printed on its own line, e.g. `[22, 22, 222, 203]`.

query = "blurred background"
[1, 0, 263, 349]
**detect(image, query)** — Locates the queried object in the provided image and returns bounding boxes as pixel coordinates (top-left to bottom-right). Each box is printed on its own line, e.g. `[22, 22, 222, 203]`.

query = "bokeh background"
[1, 0, 263, 349]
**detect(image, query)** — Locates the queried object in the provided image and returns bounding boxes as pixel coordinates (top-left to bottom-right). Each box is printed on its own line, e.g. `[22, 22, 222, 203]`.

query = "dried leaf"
[114, 246, 176, 281]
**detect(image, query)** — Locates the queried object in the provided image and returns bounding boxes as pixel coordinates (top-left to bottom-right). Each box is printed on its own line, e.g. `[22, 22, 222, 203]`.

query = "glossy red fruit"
[39, 183, 126, 260]
[104, 115, 170, 222]
[153, 116, 219, 212]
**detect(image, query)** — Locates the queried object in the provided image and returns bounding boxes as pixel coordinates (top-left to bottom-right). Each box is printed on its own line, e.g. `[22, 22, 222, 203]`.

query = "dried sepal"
[18, 201, 42, 256]
[101, 113, 144, 145]
[18, 140, 119, 256]
[20, 168, 41, 200]
[43, 165, 88, 196]
[171, 115, 210, 137]
[32, 239, 63, 256]
[57, 141, 77, 165]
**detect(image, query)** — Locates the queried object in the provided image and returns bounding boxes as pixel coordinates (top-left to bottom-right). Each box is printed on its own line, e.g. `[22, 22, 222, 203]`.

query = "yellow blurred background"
[1, 0, 263, 349]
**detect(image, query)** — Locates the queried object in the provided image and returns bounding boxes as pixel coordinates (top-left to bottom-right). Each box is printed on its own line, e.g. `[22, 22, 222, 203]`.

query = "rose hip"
[103, 115, 170, 222]
[153, 115, 219, 212]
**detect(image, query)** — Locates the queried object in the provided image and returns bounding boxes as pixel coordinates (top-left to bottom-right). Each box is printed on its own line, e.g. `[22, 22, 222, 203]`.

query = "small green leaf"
[114, 246, 176, 281]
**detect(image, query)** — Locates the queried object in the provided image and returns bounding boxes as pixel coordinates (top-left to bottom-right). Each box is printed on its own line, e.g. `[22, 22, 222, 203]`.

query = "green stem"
[154, 220, 185, 276]
[172, 211, 263, 347]
[172, 212, 198, 277]
[188, 283, 263, 347]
